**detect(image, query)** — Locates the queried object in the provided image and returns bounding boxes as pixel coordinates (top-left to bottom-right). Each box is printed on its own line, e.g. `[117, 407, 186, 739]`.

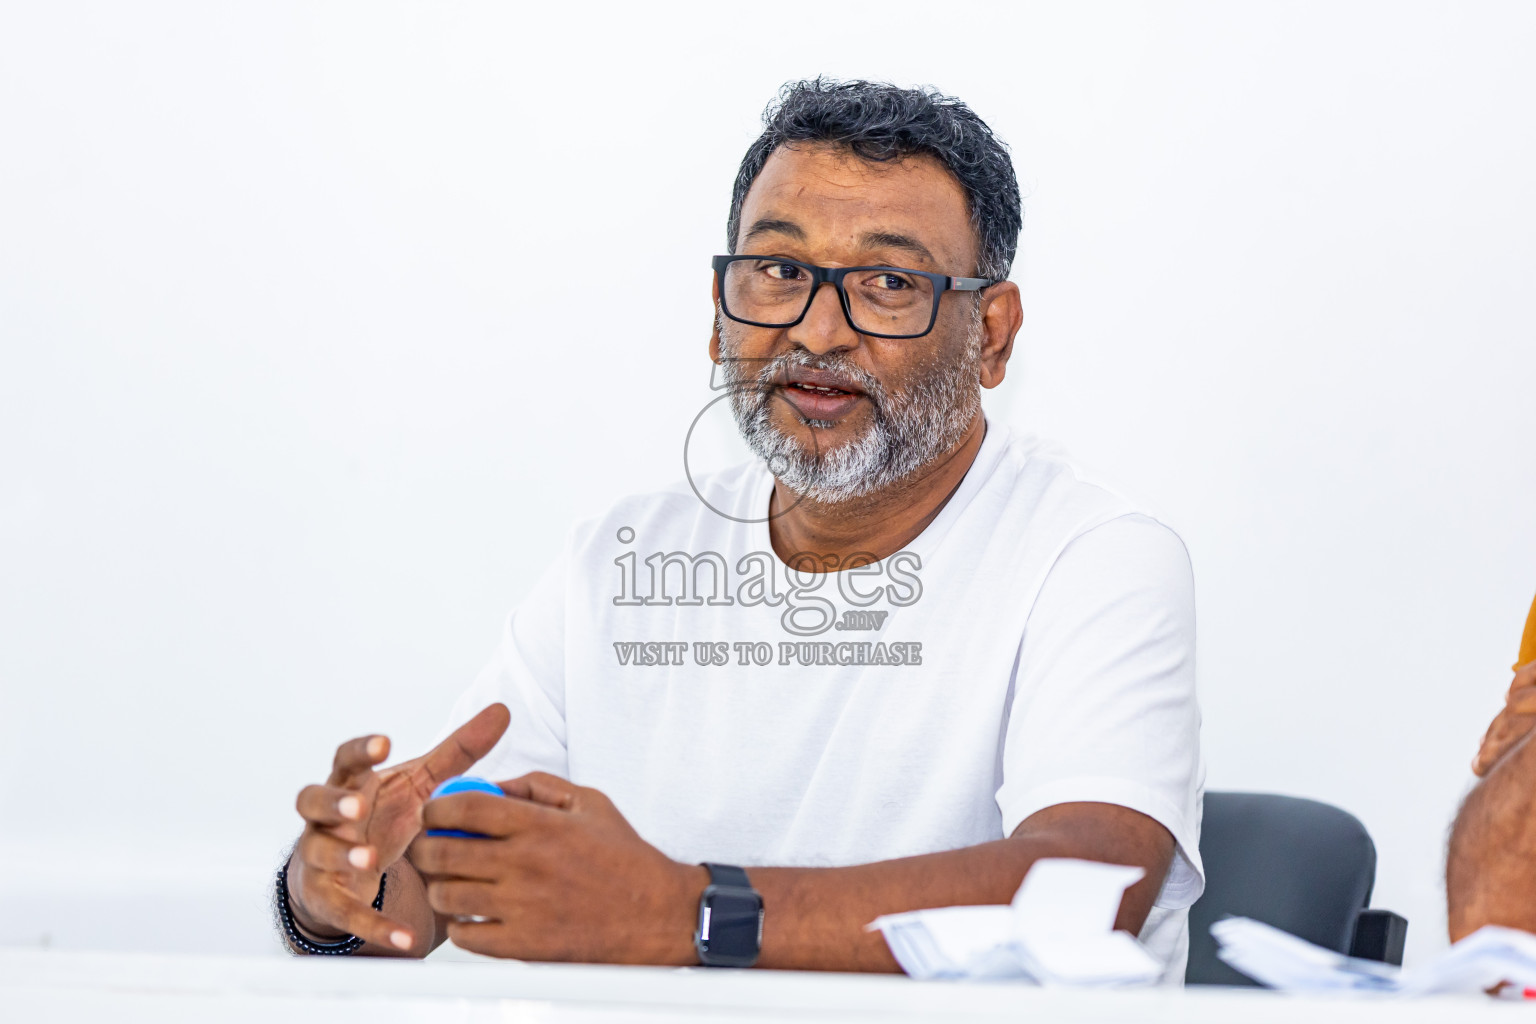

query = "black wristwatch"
[694, 863, 763, 967]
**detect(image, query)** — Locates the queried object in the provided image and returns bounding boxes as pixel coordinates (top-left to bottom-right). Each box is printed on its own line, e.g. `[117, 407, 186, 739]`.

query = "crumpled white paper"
[1213, 916, 1536, 995]
[865, 858, 1163, 986]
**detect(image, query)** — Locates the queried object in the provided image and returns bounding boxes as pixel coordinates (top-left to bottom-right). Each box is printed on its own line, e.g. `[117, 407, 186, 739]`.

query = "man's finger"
[303, 880, 415, 952]
[1485, 711, 1536, 753]
[422, 790, 560, 838]
[426, 878, 498, 918]
[418, 703, 511, 789]
[1474, 715, 1536, 776]
[411, 835, 502, 880]
[1508, 668, 1536, 697]
[499, 771, 580, 810]
[1477, 741, 1516, 776]
[328, 734, 391, 787]
[296, 784, 368, 827]
[298, 829, 378, 874]
[335, 901, 415, 952]
[445, 917, 504, 956]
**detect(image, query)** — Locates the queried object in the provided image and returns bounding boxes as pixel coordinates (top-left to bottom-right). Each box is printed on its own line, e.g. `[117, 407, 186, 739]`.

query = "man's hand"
[1473, 661, 1536, 777]
[411, 772, 704, 964]
[286, 703, 511, 952]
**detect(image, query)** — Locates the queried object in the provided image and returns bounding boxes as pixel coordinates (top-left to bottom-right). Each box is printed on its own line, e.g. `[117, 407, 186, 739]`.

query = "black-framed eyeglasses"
[712, 255, 994, 340]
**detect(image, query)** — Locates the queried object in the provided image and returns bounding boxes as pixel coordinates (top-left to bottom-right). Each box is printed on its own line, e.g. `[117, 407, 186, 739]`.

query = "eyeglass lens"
[722, 259, 936, 336]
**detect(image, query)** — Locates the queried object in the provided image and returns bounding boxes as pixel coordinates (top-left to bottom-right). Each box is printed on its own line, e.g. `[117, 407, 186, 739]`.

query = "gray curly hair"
[727, 78, 1023, 281]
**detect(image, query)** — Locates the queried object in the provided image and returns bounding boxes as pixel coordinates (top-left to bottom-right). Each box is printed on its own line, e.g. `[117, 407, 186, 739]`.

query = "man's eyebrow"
[739, 222, 940, 265]
[858, 231, 936, 266]
[740, 218, 806, 245]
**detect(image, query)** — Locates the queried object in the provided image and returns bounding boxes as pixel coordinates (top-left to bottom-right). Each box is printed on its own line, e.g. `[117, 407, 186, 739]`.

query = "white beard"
[717, 307, 984, 504]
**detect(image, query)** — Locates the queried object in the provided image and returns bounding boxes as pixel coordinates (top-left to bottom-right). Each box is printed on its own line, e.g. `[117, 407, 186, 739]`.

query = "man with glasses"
[277, 79, 1205, 980]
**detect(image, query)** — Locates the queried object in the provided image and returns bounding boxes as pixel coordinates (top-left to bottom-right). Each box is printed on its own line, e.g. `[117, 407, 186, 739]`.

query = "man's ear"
[709, 275, 723, 364]
[977, 281, 1023, 390]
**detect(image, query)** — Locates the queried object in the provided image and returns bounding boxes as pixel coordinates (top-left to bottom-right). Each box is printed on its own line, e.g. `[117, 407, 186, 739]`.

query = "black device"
[694, 863, 764, 967]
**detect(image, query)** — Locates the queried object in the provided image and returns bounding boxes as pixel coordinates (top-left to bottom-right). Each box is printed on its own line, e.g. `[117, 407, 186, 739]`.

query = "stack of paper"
[866, 858, 1163, 986]
[1209, 917, 1400, 992]
[1213, 916, 1536, 995]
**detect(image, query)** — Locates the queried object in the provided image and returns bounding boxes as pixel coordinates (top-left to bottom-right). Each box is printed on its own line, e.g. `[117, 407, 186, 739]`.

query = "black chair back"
[1186, 791, 1387, 985]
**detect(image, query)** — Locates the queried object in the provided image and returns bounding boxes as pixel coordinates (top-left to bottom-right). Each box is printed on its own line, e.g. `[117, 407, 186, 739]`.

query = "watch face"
[697, 885, 763, 966]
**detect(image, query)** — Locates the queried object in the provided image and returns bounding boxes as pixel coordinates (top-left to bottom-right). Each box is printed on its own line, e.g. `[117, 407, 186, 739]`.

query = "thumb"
[419, 703, 511, 787]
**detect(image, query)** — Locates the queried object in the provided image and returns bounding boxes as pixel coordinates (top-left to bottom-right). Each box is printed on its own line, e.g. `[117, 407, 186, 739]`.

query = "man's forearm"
[1449, 728, 1536, 940]
[748, 803, 1172, 972]
[749, 839, 1032, 971]
[412, 790, 1174, 970]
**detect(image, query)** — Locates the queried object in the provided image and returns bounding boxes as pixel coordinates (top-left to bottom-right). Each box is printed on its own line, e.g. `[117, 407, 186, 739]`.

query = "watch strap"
[703, 863, 752, 889]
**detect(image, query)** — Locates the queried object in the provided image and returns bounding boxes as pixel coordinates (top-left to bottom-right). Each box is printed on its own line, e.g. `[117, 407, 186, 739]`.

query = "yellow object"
[1521, 593, 1536, 669]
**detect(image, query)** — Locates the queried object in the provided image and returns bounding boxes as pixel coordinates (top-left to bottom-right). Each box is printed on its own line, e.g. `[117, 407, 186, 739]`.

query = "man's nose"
[786, 281, 860, 355]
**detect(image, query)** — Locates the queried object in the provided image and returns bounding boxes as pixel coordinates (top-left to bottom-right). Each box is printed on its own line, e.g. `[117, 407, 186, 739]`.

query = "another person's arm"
[1447, 658, 1536, 940]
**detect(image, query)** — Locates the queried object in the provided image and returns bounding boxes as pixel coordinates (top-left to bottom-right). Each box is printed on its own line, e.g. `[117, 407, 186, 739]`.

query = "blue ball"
[426, 775, 502, 838]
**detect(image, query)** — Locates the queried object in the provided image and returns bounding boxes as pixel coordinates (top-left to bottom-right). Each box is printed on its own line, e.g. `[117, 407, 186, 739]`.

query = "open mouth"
[778, 371, 867, 422]
[787, 382, 857, 398]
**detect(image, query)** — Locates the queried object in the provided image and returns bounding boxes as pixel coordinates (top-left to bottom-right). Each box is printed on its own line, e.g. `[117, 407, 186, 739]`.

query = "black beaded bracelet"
[275, 864, 387, 955]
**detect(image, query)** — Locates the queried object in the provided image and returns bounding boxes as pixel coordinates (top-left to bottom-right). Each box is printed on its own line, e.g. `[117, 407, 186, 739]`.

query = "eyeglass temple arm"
[947, 277, 994, 292]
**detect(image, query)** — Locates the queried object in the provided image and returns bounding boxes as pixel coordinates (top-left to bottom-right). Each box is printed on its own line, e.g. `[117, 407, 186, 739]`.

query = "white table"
[0, 947, 1522, 1023]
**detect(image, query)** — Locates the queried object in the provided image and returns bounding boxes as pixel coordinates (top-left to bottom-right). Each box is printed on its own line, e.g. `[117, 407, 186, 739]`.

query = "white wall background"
[2, 1, 1533, 966]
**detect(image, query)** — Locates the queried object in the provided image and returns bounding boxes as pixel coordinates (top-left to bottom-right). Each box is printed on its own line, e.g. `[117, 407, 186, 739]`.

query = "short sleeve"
[438, 545, 570, 781]
[997, 513, 1206, 910]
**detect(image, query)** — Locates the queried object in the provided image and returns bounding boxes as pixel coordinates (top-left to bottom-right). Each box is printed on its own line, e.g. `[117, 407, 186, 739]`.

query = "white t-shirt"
[444, 421, 1205, 981]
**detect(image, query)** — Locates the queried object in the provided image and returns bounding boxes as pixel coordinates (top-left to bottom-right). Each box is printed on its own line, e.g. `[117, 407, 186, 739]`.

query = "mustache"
[731, 350, 887, 407]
